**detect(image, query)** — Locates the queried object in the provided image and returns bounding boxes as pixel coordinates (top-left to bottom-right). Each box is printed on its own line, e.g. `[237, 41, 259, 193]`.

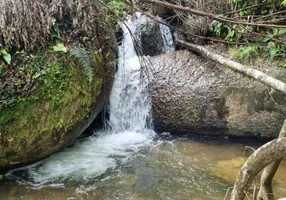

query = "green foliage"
[265, 42, 279, 60]
[105, 0, 129, 29]
[233, 0, 277, 16]
[42, 61, 69, 108]
[53, 43, 67, 53]
[211, 21, 247, 42]
[70, 47, 93, 82]
[261, 28, 286, 43]
[232, 45, 259, 63]
[232, 43, 286, 63]
[0, 49, 11, 65]
[52, 23, 61, 40]
[210, 0, 286, 63]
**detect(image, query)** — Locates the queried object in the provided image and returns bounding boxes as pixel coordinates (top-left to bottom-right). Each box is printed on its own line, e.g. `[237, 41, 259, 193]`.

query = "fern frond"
[70, 47, 93, 82]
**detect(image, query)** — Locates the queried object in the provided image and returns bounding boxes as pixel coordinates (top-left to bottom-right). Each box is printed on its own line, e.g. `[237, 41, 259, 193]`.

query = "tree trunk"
[230, 137, 286, 200]
[175, 38, 286, 95]
[257, 119, 286, 200]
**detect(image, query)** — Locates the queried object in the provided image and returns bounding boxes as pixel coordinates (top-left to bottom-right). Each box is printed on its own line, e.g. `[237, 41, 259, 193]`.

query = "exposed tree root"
[257, 120, 286, 200]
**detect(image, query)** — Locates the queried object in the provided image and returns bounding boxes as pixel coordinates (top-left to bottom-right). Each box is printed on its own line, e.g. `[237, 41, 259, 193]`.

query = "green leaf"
[273, 28, 279, 36]
[280, 63, 286, 68]
[0, 66, 4, 74]
[53, 43, 67, 53]
[278, 28, 286, 35]
[267, 41, 276, 49]
[270, 48, 279, 60]
[239, 11, 245, 16]
[3, 53, 11, 64]
[261, 37, 270, 42]
[0, 65, 7, 76]
[0, 49, 8, 55]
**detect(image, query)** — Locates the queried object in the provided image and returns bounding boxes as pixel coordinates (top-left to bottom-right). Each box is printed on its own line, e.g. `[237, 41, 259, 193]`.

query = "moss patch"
[0, 52, 104, 169]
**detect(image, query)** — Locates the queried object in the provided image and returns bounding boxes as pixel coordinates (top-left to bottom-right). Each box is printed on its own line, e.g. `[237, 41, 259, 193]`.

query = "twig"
[243, 146, 256, 162]
[254, 10, 286, 21]
[226, 1, 276, 15]
[250, 31, 286, 45]
[223, 187, 234, 200]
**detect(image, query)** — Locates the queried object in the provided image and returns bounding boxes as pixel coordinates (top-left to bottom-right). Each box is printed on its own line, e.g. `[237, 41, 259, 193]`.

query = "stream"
[1, 13, 286, 200]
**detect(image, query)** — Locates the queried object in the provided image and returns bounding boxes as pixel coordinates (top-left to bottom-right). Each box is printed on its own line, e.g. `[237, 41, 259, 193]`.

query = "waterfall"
[159, 23, 175, 53]
[5, 13, 174, 187]
[108, 16, 152, 133]
[108, 12, 174, 133]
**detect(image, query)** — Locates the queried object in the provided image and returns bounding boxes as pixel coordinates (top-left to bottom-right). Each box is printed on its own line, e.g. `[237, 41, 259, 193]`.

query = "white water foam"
[5, 12, 174, 187]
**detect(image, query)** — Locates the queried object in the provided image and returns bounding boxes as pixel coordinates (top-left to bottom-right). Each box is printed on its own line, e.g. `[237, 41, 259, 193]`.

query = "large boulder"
[0, 1, 116, 171]
[149, 50, 286, 138]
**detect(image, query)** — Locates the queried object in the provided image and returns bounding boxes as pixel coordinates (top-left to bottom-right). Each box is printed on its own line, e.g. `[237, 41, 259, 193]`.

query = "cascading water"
[108, 16, 152, 133]
[5, 13, 174, 187]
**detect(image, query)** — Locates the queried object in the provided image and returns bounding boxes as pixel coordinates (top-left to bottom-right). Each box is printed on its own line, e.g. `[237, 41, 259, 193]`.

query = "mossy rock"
[0, 3, 116, 171]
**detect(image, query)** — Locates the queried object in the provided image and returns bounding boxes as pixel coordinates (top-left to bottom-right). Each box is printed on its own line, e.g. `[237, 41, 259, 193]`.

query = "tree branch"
[257, 119, 286, 200]
[141, 0, 286, 28]
[230, 136, 286, 200]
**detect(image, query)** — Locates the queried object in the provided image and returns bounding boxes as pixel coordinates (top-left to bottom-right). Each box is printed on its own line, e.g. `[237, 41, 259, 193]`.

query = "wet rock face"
[149, 50, 286, 138]
[0, 8, 116, 171]
[140, 22, 164, 56]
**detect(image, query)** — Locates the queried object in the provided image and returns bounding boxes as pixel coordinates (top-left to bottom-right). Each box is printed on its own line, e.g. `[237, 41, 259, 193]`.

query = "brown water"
[1, 135, 286, 200]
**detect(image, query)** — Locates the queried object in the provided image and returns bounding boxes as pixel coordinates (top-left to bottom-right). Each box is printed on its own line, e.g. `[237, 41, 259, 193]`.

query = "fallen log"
[175, 37, 286, 94]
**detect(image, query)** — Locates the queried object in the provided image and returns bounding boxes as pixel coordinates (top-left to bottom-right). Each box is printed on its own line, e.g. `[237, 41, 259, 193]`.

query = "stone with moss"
[0, 0, 116, 171]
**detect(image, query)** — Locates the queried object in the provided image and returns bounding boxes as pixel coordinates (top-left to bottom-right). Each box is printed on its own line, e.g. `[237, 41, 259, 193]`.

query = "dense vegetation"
[103, 0, 286, 65]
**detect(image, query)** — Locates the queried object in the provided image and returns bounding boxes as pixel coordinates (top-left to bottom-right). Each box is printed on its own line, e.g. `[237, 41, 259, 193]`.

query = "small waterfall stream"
[108, 16, 152, 133]
[5, 13, 173, 187]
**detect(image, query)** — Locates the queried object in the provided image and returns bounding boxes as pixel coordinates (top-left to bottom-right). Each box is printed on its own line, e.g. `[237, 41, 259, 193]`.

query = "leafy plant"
[52, 23, 61, 39]
[0, 49, 11, 65]
[70, 47, 93, 82]
[265, 42, 279, 60]
[105, 0, 129, 30]
[53, 43, 67, 53]
[211, 21, 246, 42]
[232, 45, 259, 62]
[43, 61, 68, 108]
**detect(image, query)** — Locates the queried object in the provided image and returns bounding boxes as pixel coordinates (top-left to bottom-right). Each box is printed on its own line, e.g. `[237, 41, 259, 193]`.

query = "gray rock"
[149, 50, 286, 138]
[140, 22, 164, 56]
